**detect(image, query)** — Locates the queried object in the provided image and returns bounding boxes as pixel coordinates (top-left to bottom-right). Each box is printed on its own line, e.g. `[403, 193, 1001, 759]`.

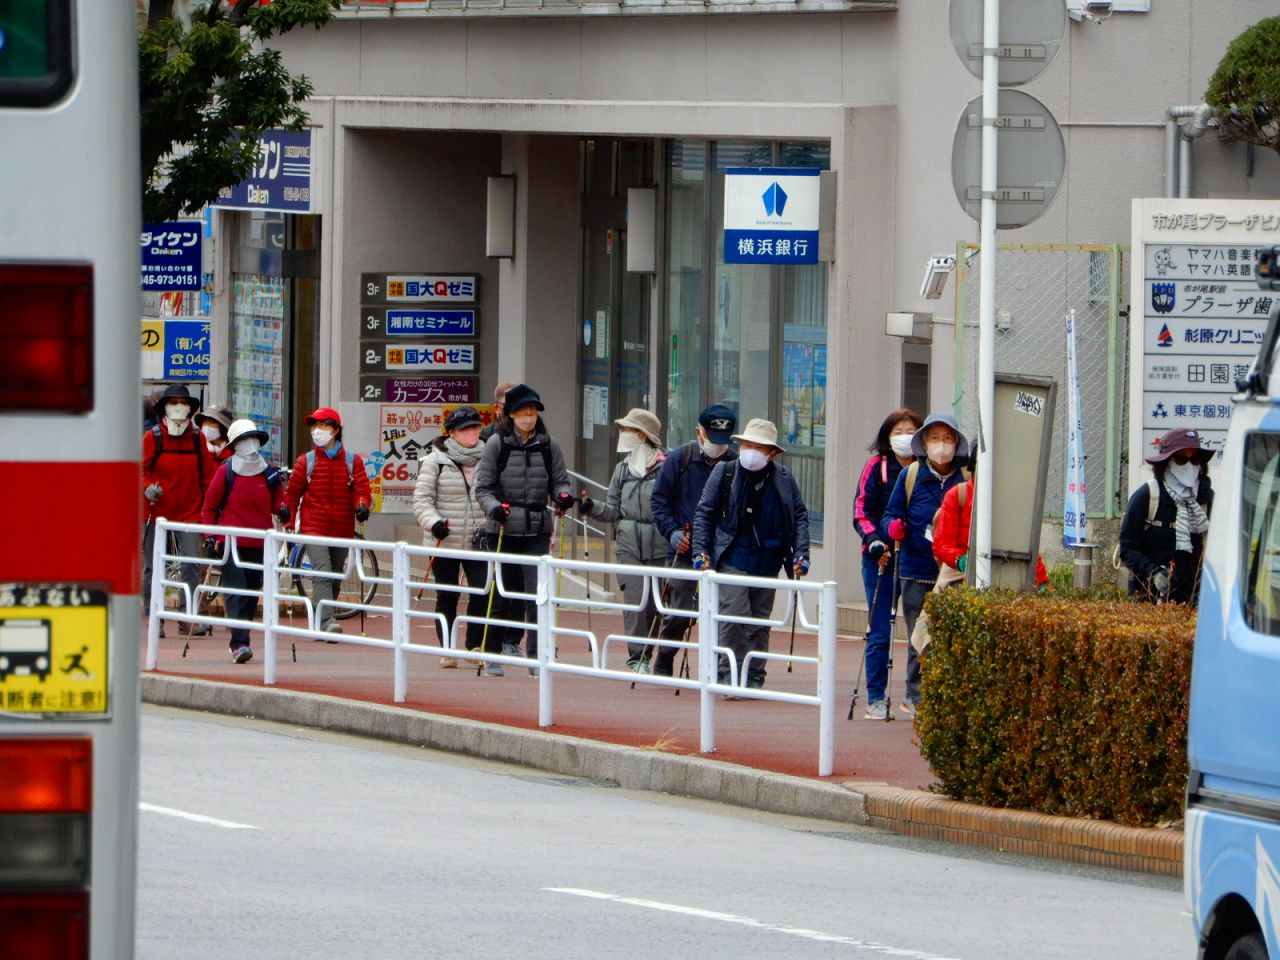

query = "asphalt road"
[137, 707, 1191, 960]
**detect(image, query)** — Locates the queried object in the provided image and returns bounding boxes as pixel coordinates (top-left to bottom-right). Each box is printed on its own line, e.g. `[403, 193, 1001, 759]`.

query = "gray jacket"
[589, 454, 666, 565]
[474, 422, 572, 538]
[411, 440, 484, 550]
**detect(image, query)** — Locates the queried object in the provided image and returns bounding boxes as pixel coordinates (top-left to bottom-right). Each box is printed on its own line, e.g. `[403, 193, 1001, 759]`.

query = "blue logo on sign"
[1152, 282, 1176, 314]
[762, 182, 788, 217]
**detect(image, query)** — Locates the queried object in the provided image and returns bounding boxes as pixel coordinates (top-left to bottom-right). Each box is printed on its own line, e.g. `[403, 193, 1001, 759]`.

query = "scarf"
[444, 437, 485, 466]
[1163, 475, 1210, 552]
[626, 442, 662, 478]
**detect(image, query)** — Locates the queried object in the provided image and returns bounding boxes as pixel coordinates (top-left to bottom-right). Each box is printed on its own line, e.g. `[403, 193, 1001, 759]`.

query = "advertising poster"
[374, 403, 499, 512]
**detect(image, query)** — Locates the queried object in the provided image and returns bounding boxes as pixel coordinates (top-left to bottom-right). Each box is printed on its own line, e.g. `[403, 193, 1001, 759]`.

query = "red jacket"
[933, 479, 1048, 585]
[201, 463, 286, 548]
[142, 424, 217, 523]
[285, 444, 373, 538]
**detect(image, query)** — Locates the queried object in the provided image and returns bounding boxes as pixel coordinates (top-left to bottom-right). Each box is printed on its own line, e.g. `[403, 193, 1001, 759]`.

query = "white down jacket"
[412, 439, 485, 550]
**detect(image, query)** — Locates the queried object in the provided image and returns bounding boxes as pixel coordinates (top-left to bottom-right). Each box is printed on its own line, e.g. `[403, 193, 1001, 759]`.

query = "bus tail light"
[0, 264, 94, 413]
[0, 739, 91, 959]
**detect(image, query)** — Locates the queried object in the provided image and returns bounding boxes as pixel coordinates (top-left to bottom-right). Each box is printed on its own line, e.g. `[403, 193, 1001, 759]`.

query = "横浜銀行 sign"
[723, 168, 820, 265]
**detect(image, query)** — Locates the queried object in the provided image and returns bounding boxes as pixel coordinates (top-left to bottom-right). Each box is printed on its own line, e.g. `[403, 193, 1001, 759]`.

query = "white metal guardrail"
[146, 517, 838, 775]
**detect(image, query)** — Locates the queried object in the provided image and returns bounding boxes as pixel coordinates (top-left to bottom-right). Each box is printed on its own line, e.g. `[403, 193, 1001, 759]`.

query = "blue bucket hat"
[911, 412, 971, 461]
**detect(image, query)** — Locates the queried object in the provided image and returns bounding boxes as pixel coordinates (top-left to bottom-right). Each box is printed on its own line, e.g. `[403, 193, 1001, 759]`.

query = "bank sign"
[723, 168, 820, 265]
[213, 129, 313, 214]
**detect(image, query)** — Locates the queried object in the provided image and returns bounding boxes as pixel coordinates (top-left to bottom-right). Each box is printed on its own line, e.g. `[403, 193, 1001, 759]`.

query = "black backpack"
[147, 423, 206, 487]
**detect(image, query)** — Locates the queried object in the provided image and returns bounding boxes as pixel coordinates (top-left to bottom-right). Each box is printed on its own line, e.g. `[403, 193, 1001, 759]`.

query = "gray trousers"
[306, 545, 349, 630]
[616, 567, 661, 663]
[142, 525, 200, 613]
[717, 568, 776, 687]
[900, 578, 933, 705]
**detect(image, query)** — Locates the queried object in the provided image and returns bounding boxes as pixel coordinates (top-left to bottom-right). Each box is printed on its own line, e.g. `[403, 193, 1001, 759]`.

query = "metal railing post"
[817, 581, 837, 777]
[538, 554, 554, 727]
[1105, 243, 1122, 519]
[698, 572, 718, 755]
[144, 519, 167, 670]
[393, 542, 409, 704]
[262, 530, 280, 686]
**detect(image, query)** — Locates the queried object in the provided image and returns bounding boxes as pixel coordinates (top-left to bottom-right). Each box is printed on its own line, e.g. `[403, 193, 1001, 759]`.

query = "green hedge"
[916, 589, 1195, 827]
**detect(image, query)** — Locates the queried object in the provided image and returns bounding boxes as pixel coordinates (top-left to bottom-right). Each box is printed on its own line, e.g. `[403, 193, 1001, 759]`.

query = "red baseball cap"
[305, 406, 342, 427]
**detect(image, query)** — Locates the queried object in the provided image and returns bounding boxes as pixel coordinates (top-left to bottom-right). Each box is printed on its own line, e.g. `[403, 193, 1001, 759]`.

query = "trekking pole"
[579, 492, 595, 644]
[883, 546, 902, 723]
[630, 570, 671, 690]
[476, 510, 507, 675]
[413, 536, 445, 609]
[847, 560, 884, 720]
[357, 520, 368, 637]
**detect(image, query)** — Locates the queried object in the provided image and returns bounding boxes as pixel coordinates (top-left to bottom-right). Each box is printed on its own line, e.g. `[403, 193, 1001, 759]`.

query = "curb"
[141, 675, 1182, 876]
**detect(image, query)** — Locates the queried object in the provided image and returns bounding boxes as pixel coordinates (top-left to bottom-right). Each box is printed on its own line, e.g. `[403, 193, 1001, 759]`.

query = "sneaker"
[746, 678, 764, 690]
[864, 700, 893, 721]
[528, 667, 539, 678]
[179, 621, 211, 637]
[501, 642, 521, 658]
[482, 662, 505, 677]
[232, 645, 253, 664]
[439, 657, 458, 669]
[627, 659, 650, 675]
[899, 700, 917, 718]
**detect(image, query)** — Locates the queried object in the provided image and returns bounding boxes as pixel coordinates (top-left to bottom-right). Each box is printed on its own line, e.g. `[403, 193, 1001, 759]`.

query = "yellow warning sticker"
[0, 585, 109, 716]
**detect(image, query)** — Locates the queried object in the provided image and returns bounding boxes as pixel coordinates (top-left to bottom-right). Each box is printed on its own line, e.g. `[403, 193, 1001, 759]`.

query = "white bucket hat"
[614, 408, 662, 446]
[731, 418, 783, 453]
[226, 419, 270, 448]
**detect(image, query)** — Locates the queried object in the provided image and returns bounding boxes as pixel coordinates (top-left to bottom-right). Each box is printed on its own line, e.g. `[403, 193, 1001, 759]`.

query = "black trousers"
[221, 545, 264, 649]
[654, 554, 697, 676]
[430, 555, 489, 652]
[488, 533, 550, 657]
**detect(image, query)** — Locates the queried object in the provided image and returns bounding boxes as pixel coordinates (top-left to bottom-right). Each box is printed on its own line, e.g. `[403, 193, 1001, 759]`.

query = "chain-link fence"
[954, 243, 1131, 519]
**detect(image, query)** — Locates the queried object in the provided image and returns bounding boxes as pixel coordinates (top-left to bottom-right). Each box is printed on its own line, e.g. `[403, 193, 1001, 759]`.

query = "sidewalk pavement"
[140, 606, 1182, 876]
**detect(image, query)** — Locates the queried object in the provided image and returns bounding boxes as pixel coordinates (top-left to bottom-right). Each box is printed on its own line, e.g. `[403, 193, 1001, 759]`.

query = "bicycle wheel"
[335, 535, 380, 620]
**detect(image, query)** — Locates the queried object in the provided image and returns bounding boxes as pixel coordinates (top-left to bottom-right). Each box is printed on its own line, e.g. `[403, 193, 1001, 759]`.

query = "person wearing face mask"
[412, 405, 495, 673]
[201, 420, 286, 663]
[691, 418, 810, 691]
[578, 409, 668, 673]
[1119, 427, 1214, 606]
[852, 408, 923, 720]
[649, 403, 739, 677]
[141, 384, 217, 635]
[882, 412, 970, 716]
[194, 404, 235, 461]
[480, 380, 518, 443]
[283, 407, 375, 636]
[474, 384, 573, 671]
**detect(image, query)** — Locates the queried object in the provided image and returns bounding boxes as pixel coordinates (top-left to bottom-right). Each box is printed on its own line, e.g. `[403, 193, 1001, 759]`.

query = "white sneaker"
[899, 700, 917, 718]
[864, 700, 893, 720]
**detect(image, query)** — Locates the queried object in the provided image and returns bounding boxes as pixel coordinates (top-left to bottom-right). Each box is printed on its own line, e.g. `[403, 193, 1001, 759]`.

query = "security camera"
[1067, 2, 1113, 23]
[921, 256, 956, 300]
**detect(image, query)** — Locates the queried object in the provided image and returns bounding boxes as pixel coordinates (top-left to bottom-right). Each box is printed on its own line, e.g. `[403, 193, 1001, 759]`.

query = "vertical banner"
[1063, 309, 1088, 549]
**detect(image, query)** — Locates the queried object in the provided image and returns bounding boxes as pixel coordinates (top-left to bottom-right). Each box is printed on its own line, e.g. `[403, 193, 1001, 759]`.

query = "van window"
[1242, 432, 1280, 634]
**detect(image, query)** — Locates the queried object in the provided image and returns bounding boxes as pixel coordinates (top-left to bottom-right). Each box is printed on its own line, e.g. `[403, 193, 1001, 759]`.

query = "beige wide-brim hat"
[615, 408, 662, 446]
[731, 418, 783, 453]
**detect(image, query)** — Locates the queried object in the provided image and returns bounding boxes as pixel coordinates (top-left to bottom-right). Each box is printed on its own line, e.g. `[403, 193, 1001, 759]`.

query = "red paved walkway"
[141, 607, 936, 786]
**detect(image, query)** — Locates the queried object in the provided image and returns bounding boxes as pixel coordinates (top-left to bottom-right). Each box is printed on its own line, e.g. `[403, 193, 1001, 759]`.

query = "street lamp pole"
[975, 0, 999, 589]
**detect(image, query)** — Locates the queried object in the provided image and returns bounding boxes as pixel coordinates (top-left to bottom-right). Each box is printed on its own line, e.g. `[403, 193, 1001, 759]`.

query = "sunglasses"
[1169, 452, 1201, 465]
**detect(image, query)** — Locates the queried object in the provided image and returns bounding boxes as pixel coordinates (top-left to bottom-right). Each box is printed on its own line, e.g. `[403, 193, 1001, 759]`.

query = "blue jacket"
[650, 442, 736, 559]
[693, 461, 809, 576]
[882, 460, 966, 581]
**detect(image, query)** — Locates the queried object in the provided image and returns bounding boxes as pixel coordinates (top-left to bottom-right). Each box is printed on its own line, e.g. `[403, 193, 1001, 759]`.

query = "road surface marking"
[139, 802, 258, 830]
[545, 887, 964, 959]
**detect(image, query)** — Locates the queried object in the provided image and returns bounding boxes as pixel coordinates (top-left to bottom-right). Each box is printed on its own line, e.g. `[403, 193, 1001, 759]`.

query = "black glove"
[203, 537, 220, 558]
[578, 496, 595, 517]
[276, 505, 290, 524]
[489, 503, 510, 522]
[866, 540, 888, 562]
[355, 503, 370, 523]
[431, 519, 450, 540]
[555, 491, 576, 515]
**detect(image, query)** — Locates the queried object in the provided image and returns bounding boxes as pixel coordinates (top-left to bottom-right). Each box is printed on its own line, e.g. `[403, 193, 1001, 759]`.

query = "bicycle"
[277, 532, 380, 620]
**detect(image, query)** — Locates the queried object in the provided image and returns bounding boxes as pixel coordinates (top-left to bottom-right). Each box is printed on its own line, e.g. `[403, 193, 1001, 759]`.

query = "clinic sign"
[140, 221, 202, 290]
[723, 168, 820, 265]
[213, 129, 313, 214]
[1129, 198, 1280, 473]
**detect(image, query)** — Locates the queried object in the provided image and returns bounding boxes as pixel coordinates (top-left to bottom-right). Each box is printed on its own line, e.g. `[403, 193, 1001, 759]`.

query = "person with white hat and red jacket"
[282, 407, 374, 635]
[201, 419, 285, 663]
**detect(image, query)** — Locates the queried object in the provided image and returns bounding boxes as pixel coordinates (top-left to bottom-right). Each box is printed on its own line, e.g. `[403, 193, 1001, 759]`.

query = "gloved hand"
[1152, 569, 1170, 598]
[578, 496, 595, 517]
[144, 483, 163, 503]
[692, 552, 711, 572]
[431, 519, 449, 540]
[355, 503, 371, 523]
[956, 554, 967, 573]
[276, 505, 291, 524]
[489, 503, 510, 523]
[888, 519, 907, 542]
[793, 556, 810, 579]
[555, 491, 576, 515]
[203, 537, 220, 558]
[866, 540, 888, 562]
[670, 528, 691, 555]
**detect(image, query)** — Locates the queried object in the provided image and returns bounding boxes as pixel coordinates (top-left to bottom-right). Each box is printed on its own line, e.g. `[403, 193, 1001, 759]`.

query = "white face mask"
[235, 437, 261, 456]
[926, 441, 956, 464]
[1169, 461, 1201, 488]
[739, 449, 770, 472]
[202, 424, 223, 444]
[700, 440, 729, 460]
[617, 431, 642, 454]
[889, 435, 914, 457]
[311, 428, 334, 447]
[165, 402, 190, 422]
